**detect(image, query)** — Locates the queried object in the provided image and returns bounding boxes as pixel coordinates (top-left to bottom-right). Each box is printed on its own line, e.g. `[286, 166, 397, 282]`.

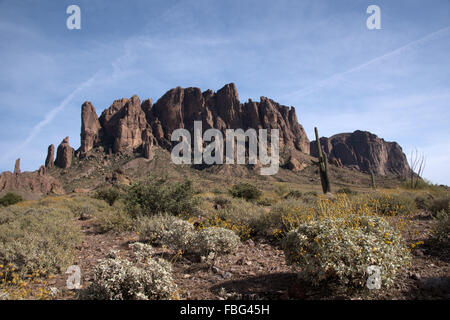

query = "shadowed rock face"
[80, 83, 310, 156]
[310, 130, 411, 177]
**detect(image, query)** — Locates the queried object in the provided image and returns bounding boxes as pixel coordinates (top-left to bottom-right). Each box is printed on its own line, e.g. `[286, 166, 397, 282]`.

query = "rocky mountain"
[0, 83, 415, 198]
[310, 130, 411, 177]
[78, 83, 310, 159]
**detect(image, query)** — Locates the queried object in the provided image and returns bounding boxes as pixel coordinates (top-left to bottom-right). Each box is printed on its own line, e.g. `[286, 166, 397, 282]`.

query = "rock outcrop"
[79, 83, 310, 157]
[310, 130, 411, 177]
[55, 137, 74, 169]
[285, 156, 307, 172]
[0, 160, 64, 198]
[45, 144, 55, 169]
[14, 159, 20, 175]
[80, 102, 101, 156]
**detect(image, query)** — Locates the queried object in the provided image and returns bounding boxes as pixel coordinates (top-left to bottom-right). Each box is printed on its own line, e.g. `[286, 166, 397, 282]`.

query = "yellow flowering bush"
[282, 216, 411, 288]
[363, 192, 417, 216]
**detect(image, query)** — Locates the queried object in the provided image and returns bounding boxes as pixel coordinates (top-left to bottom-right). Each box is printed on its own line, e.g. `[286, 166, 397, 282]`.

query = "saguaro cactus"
[314, 127, 331, 194]
[370, 170, 377, 189]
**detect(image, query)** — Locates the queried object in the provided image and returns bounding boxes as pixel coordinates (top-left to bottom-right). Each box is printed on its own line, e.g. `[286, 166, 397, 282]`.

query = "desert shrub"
[0, 192, 23, 207]
[195, 227, 240, 261]
[70, 203, 97, 220]
[300, 191, 319, 204]
[129, 242, 154, 261]
[429, 198, 450, 215]
[94, 207, 134, 233]
[256, 196, 276, 206]
[40, 196, 109, 218]
[126, 179, 198, 217]
[282, 216, 411, 288]
[266, 198, 318, 237]
[365, 193, 417, 216]
[0, 207, 82, 275]
[159, 219, 196, 253]
[202, 199, 267, 239]
[213, 196, 232, 208]
[87, 253, 177, 300]
[275, 184, 289, 197]
[136, 214, 195, 247]
[336, 187, 357, 196]
[284, 190, 303, 200]
[432, 206, 450, 243]
[94, 187, 122, 206]
[229, 183, 262, 201]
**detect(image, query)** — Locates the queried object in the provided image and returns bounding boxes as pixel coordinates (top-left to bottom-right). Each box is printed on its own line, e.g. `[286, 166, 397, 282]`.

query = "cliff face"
[310, 130, 411, 177]
[79, 83, 311, 157]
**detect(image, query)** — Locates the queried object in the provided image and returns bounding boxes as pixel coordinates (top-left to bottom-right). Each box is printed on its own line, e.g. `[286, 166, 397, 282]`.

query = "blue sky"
[0, 0, 449, 184]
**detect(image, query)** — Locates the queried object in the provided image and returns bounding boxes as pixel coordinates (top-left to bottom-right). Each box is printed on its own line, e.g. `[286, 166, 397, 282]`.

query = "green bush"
[336, 187, 357, 196]
[367, 193, 417, 216]
[415, 194, 449, 215]
[282, 216, 411, 288]
[126, 179, 198, 217]
[0, 207, 82, 275]
[94, 187, 122, 206]
[429, 198, 450, 215]
[432, 206, 450, 243]
[213, 196, 232, 208]
[94, 207, 134, 233]
[87, 253, 177, 300]
[0, 192, 23, 207]
[208, 198, 268, 239]
[229, 183, 262, 201]
[284, 190, 303, 200]
[264, 199, 314, 237]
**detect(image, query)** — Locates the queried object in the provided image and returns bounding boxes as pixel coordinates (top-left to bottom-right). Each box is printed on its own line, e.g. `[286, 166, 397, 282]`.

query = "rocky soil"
[48, 211, 449, 300]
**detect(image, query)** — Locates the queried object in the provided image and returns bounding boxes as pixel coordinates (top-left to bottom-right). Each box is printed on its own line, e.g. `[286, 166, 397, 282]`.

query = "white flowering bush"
[87, 252, 177, 300]
[136, 215, 196, 253]
[282, 216, 411, 288]
[195, 227, 240, 261]
[129, 242, 154, 260]
[160, 219, 196, 252]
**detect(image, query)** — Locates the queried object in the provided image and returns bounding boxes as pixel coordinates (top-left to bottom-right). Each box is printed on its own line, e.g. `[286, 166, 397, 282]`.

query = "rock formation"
[285, 156, 307, 172]
[0, 160, 64, 198]
[78, 83, 310, 157]
[14, 159, 20, 175]
[45, 144, 55, 169]
[80, 102, 101, 156]
[310, 130, 411, 177]
[55, 137, 74, 169]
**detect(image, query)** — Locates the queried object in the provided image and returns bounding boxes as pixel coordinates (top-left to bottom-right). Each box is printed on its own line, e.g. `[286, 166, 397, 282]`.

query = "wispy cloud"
[283, 25, 450, 100]
[0, 73, 98, 163]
